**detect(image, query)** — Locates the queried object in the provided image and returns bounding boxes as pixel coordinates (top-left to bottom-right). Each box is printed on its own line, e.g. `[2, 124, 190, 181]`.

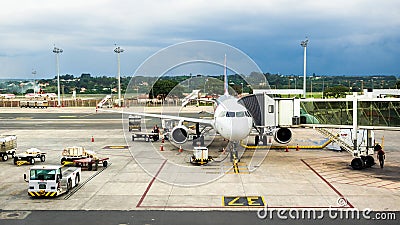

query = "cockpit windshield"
[220, 111, 252, 118]
[236, 112, 245, 117]
[226, 112, 235, 117]
[30, 169, 56, 180]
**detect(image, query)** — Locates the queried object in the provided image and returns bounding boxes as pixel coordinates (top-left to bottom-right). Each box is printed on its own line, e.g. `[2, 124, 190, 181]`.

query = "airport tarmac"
[0, 107, 399, 223]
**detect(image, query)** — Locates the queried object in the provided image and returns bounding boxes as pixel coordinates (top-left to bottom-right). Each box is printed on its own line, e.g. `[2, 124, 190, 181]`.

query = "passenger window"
[268, 105, 274, 113]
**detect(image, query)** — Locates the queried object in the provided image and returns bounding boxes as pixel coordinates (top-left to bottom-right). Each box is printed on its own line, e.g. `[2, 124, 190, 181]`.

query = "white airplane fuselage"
[213, 95, 253, 141]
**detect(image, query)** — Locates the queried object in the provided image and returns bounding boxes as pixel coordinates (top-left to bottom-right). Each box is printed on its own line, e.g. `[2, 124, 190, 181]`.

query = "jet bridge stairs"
[315, 128, 375, 170]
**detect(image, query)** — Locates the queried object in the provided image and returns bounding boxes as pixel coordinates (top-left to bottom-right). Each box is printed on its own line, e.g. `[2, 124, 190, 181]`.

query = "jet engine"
[171, 125, 189, 144]
[274, 127, 292, 144]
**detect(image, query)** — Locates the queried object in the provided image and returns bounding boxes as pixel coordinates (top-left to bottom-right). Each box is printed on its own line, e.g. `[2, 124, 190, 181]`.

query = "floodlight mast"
[32, 70, 37, 94]
[114, 46, 124, 107]
[300, 38, 308, 98]
[53, 46, 63, 107]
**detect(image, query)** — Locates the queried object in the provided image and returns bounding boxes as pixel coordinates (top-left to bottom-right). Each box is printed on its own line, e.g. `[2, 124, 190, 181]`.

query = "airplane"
[121, 55, 253, 143]
[100, 55, 292, 159]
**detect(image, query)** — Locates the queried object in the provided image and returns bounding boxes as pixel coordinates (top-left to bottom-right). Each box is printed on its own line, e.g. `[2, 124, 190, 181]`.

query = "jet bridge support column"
[352, 97, 358, 157]
[350, 97, 368, 170]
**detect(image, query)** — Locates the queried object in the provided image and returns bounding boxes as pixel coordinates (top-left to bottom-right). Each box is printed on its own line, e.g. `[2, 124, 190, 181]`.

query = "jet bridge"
[300, 96, 400, 169]
[238, 92, 300, 145]
[240, 92, 400, 170]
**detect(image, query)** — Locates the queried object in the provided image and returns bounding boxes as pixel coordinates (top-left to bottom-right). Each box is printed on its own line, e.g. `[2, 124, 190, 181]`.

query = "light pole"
[204, 78, 208, 94]
[301, 38, 308, 98]
[32, 70, 36, 94]
[114, 46, 124, 107]
[53, 46, 63, 107]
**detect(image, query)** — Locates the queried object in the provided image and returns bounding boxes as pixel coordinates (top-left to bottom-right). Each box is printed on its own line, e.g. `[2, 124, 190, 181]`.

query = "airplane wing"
[98, 108, 215, 127]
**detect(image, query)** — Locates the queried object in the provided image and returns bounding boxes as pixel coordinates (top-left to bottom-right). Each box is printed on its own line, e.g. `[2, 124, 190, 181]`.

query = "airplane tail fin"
[223, 54, 229, 96]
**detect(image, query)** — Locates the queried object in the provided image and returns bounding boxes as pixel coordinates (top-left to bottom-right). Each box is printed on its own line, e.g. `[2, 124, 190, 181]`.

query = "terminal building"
[239, 89, 400, 170]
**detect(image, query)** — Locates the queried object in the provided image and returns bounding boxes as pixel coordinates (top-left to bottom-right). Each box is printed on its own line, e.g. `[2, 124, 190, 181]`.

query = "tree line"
[1, 73, 398, 99]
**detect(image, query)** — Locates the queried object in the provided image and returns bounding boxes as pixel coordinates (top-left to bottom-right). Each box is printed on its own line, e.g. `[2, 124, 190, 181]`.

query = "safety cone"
[296, 144, 300, 151]
[161, 138, 165, 143]
[179, 146, 183, 153]
[160, 145, 164, 151]
[91, 136, 95, 142]
[95, 106, 98, 113]
[285, 145, 289, 152]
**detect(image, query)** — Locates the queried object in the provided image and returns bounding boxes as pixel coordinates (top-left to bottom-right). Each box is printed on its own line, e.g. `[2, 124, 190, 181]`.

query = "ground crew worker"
[375, 144, 385, 169]
[152, 125, 160, 141]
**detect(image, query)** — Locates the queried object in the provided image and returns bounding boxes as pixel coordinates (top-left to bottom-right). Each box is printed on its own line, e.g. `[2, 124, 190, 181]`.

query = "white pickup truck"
[24, 165, 81, 197]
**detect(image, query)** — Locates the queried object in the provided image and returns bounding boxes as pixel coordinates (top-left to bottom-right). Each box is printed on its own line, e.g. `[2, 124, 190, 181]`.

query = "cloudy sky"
[0, 0, 399, 79]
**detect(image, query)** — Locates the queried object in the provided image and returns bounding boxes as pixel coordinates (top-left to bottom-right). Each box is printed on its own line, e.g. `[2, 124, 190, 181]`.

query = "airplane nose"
[228, 118, 252, 141]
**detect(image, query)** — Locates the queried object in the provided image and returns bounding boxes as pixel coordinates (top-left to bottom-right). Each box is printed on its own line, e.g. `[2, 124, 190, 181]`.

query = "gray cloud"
[0, 0, 399, 78]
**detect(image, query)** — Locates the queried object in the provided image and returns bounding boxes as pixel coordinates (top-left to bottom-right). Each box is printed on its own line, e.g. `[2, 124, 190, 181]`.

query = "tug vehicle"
[24, 165, 81, 197]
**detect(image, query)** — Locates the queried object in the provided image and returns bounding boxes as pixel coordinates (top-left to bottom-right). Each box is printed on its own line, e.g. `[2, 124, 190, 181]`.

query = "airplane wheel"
[2, 154, 8, 161]
[351, 158, 365, 170]
[40, 155, 46, 162]
[364, 155, 375, 168]
[29, 157, 35, 165]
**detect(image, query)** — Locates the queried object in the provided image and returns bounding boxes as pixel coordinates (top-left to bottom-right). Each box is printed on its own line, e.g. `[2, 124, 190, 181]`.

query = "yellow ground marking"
[223, 196, 265, 207]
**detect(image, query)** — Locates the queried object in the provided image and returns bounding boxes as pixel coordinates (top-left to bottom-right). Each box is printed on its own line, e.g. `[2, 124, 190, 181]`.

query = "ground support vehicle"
[128, 115, 141, 131]
[73, 157, 109, 171]
[24, 165, 81, 197]
[0, 135, 17, 161]
[19, 100, 48, 108]
[96, 95, 112, 108]
[189, 146, 213, 165]
[131, 132, 159, 142]
[60, 146, 95, 165]
[14, 148, 46, 166]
